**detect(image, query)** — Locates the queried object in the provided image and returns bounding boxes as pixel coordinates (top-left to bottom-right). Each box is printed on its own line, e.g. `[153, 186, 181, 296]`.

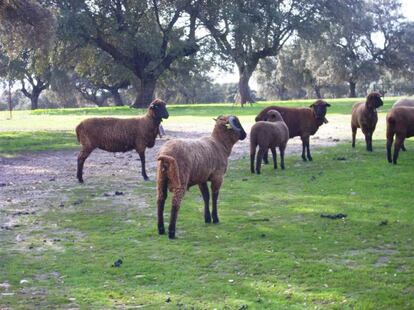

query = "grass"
[1, 142, 413, 308]
[0, 97, 399, 156]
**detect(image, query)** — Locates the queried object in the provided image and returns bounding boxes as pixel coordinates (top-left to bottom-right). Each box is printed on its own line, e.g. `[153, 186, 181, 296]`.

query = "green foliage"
[1, 143, 413, 308]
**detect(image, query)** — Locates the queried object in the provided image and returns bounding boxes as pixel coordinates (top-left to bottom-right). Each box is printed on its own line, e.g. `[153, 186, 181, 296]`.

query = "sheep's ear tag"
[225, 123, 232, 129]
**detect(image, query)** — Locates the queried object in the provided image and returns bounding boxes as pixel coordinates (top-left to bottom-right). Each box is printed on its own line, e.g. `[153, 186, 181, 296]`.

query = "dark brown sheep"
[76, 99, 169, 183]
[156, 115, 246, 239]
[351, 92, 383, 152]
[386, 106, 414, 164]
[392, 98, 414, 152]
[255, 100, 331, 161]
[250, 110, 289, 174]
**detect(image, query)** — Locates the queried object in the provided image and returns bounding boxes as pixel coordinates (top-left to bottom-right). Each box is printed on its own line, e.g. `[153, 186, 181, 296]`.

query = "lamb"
[75, 99, 169, 183]
[250, 110, 289, 174]
[156, 115, 246, 239]
[386, 106, 414, 164]
[255, 100, 331, 161]
[351, 92, 383, 151]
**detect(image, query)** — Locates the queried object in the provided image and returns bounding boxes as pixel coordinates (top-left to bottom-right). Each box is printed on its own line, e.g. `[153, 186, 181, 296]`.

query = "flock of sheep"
[75, 94, 413, 239]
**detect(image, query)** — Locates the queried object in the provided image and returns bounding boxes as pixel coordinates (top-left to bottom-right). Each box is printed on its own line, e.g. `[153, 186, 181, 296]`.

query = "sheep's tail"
[158, 155, 181, 189]
[75, 124, 82, 143]
[386, 115, 396, 140]
[250, 133, 257, 155]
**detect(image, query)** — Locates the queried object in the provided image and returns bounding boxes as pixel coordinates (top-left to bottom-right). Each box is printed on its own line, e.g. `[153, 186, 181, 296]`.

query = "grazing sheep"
[392, 98, 414, 152]
[386, 106, 414, 164]
[255, 100, 331, 161]
[156, 115, 246, 239]
[351, 92, 383, 151]
[250, 110, 289, 174]
[76, 99, 169, 183]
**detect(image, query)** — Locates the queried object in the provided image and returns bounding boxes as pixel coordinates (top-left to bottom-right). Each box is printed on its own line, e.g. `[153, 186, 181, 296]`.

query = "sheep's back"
[78, 117, 139, 152]
[159, 138, 228, 187]
[251, 121, 289, 147]
[393, 98, 414, 108]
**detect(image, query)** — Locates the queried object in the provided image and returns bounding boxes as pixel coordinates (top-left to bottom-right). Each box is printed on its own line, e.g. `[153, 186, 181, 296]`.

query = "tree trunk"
[349, 81, 357, 98]
[8, 79, 12, 119]
[111, 89, 124, 106]
[238, 72, 254, 107]
[314, 85, 322, 99]
[132, 78, 157, 108]
[30, 88, 41, 110]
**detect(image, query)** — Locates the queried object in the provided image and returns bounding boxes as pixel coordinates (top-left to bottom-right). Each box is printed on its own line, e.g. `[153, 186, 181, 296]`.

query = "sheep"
[392, 98, 414, 152]
[75, 99, 169, 183]
[255, 100, 331, 162]
[156, 115, 246, 239]
[386, 106, 414, 164]
[351, 92, 383, 152]
[250, 110, 289, 174]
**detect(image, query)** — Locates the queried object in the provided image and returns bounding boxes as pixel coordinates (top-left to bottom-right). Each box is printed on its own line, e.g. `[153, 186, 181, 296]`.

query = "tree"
[71, 47, 131, 106]
[199, 0, 330, 106]
[55, 0, 201, 107]
[318, 0, 406, 97]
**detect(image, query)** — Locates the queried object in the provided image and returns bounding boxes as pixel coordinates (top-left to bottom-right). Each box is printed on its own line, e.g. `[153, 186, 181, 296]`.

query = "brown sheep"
[255, 100, 331, 161]
[386, 106, 414, 164]
[351, 92, 383, 152]
[156, 115, 246, 239]
[250, 110, 289, 174]
[392, 98, 414, 152]
[76, 99, 169, 183]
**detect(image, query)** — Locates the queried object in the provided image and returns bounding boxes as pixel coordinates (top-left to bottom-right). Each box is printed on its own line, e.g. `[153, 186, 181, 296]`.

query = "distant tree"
[71, 47, 131, 106]
[55, 0, 201, 108]
[199, 0, 332, 106]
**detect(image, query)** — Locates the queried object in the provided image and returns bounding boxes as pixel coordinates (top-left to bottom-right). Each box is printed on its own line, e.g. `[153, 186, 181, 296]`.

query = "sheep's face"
[366, 93, 383, 110]
[216, 115, 247, 141]
[310, 100, 331, 121]
[266, 110, 284, 122]
[149, 99, 169, 120]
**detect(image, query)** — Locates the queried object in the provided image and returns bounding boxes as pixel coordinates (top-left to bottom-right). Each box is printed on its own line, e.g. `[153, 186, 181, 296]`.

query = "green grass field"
[1, 98, 413, 308]
[1, 143, 413, 308]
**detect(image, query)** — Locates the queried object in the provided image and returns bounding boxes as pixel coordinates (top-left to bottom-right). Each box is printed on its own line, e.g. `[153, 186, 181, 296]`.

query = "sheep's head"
[310, 100, 331, 123]
[265, 110, 284, 122]
[214, 115, 246, 141]
[366, 92, 383, 110]
[149, 98, 169, 120]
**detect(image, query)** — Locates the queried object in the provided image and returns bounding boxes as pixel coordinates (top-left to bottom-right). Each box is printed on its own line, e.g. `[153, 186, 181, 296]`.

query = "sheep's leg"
[387, 135, 394, 164]
[77, 147, 94, 183]
[302, 136, 312, 161]
[401, 143, 406, 152]
[271, 147, 277, 169]
[168, 188, 185, 239]
[199, 183, 211, 223]
[256, 147, 265, 174]
[250, 148, 256, 174]
[263, 149, 269, 165]
[211, 177, 223, 224]
[157, 175, 168, 235]
[137, 150, 149, 181]
[352, 126, 357, 148]
[280, 144, 286, 170]
[365, 133, 373, 152]
[393, 135, 405, 165]
[301, 138, 307, 161]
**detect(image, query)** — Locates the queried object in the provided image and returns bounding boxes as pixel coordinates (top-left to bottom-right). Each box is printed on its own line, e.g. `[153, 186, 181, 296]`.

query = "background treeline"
[0, 0, 413, 110]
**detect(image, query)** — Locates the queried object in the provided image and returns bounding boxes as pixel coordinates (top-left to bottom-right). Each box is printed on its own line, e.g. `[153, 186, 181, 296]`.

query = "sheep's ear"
[309, 103, 315, 108]
[212, 118, 217, 121]
[325, 103, 331, 107]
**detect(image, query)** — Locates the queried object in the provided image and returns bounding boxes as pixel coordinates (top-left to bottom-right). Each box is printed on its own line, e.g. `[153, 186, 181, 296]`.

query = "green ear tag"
[225, 123, 232, 129]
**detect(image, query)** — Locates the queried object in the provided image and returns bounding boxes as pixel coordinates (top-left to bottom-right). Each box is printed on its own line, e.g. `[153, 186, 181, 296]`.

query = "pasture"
[0, 98, 413, 309]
